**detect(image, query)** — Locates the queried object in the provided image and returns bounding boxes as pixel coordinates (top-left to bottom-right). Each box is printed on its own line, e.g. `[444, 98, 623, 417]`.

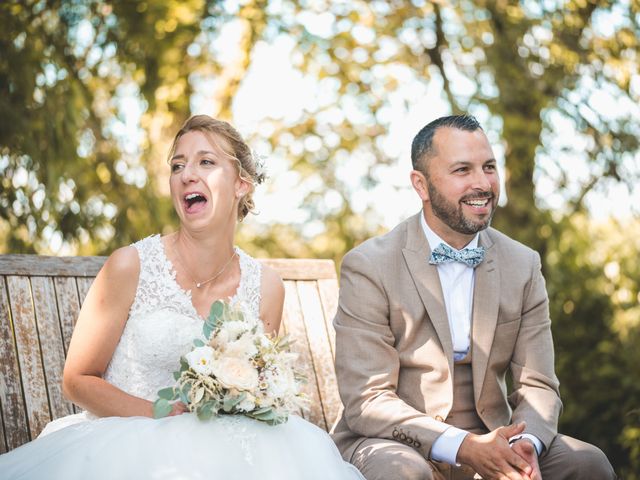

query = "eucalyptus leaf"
[251, 406, 273, 415]
[203, 322, 214, 340]
[222, 392, 246, 412]
[157, 387, 176, 400]
[193, 386, 205, 404]
[180, 357, 189, 372]
[250, 408, 276, 420]
[180, 382, 192, 404]
[153, 399, 173, 419]
[197, 401, 215, 421]
[193, 338, 205, 347]
[209, 301, 224, 322]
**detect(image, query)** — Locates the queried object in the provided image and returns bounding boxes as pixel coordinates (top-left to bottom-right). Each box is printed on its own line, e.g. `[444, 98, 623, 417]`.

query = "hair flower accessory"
[251, 151, 267, 185]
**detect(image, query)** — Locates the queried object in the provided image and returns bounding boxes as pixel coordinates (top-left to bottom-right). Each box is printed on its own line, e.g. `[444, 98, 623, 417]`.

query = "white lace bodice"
[103, 235, 262, 403]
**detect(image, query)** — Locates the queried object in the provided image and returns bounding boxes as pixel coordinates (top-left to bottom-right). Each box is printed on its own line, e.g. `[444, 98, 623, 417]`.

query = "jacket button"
[435, 415, 444, 422]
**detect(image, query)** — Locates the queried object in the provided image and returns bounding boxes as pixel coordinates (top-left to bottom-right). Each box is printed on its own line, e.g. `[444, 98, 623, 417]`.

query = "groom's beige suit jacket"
[332, 213, 562, 462]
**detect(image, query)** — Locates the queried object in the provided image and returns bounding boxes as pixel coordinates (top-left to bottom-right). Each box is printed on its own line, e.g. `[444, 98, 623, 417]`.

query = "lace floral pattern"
[102, 235, 262, 404]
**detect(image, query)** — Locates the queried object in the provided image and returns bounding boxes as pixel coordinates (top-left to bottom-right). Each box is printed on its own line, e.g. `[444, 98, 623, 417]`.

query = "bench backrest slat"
[296, 281, 343, 428]
[0, 277, 29, 451]
[0, 254, 341, 453]
[5, 276, 51, 440]
[281, 281, 327, 430]
[31, 277, 74, 421]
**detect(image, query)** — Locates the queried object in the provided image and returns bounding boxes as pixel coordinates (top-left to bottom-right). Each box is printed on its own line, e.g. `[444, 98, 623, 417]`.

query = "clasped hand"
[457, 422, 541, 480]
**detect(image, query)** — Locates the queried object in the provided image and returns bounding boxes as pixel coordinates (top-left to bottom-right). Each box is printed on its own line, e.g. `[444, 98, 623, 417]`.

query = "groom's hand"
[457, 422, 534, 480]
[511, 438, 542, 480]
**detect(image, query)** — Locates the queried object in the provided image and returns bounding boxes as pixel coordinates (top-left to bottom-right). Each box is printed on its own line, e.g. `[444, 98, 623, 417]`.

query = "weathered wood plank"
[0, 398, 6, 454]
[297, 281, 342, 430]
[260, 259, 337, 280]
[76, 277, 94, 305]
[0, 277, 28, 452]
[31, 277, 74, 421]
[317, 278, 339, 360]
[282, 281, 326, 430]
[6, 276, 51, 439]
[53, 277, 80, 354]
[0, 255, 107, 277]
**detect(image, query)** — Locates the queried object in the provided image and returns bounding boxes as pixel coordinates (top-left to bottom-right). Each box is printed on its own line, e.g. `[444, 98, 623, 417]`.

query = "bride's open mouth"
[183, 192, 208, 213]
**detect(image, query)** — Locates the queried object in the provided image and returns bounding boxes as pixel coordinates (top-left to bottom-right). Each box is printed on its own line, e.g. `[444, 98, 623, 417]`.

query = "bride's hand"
[169, 402, 189, 416]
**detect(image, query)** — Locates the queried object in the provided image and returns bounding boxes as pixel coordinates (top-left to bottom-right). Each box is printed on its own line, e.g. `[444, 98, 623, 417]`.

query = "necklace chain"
[173, 234, 237, 289]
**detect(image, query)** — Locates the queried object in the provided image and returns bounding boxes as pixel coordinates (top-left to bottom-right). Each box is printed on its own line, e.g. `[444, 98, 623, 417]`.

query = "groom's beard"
[427, 181, 496, 235]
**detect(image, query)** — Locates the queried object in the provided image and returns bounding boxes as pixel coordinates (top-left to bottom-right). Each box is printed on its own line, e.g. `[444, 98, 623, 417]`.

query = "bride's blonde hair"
[168, 115, 265, 221]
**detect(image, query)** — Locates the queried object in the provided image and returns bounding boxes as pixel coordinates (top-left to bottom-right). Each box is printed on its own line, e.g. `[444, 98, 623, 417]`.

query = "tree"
[0, 0, 213, 253]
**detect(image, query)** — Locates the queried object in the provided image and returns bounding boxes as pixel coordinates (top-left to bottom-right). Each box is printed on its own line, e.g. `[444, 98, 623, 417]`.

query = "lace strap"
[129, 235, 193, 318]
[235, 248, 262, 320]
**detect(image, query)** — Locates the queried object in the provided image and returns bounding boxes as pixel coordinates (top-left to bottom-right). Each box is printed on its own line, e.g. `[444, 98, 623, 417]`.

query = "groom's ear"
[410, 170, 429, 202]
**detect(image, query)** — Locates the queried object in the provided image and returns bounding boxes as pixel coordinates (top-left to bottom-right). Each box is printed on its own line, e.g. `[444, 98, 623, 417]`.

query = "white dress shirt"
[420, 214, 543, 465]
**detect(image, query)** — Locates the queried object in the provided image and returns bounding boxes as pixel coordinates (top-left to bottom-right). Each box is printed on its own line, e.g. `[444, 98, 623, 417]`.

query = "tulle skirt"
[0, 413, 364, 480]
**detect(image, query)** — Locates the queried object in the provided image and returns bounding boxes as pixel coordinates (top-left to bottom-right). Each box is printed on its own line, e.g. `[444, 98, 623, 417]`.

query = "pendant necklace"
[173, 234, 237, 289]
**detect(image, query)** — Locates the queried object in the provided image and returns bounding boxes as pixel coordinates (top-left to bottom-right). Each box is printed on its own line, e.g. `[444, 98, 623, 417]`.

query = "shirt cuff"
[431, 426, 469, 465]
[509, 433, 543, 456]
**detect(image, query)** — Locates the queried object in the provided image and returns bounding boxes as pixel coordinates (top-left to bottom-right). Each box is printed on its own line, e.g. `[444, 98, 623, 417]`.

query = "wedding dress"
[0, 235, 364, 480]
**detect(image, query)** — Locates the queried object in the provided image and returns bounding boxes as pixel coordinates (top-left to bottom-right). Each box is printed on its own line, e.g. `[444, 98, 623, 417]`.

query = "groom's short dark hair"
[411, 115, 483, 175]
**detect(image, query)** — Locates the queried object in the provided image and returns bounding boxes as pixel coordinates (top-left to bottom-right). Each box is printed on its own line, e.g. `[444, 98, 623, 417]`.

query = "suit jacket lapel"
[472, 229, 500, 404]
[401, 213, 454, 374]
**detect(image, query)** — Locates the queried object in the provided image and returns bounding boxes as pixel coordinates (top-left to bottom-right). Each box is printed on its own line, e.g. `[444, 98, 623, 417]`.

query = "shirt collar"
[420, 211, 479, 252]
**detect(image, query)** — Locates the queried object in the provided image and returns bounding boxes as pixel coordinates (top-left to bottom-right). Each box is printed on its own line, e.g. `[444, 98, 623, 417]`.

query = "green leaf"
[157, 387, 176, 400]
[223, 392, 246, 412]
[193, 386, 205, 404]
[153, 399, 172, 419]
[197, 401, 215, 420]
[179, 357, 189, 372]
[179, 382, 192, 404]
[193, 338, 205, 347]
[209, 300, 224, 322]
[203, 321, 214, 340]
[251, 406, 273, 415]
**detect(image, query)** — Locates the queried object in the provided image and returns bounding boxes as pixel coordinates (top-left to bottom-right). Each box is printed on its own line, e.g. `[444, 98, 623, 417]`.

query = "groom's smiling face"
[419, 127, 500, 243]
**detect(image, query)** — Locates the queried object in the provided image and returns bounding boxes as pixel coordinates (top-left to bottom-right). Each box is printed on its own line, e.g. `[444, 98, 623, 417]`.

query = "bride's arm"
[259, 265, 284, 335]
[62, 246, 157, 418]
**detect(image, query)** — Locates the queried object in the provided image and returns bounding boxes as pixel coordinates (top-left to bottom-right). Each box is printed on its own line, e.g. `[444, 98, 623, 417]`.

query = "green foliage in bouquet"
[153, 300, 306, 425]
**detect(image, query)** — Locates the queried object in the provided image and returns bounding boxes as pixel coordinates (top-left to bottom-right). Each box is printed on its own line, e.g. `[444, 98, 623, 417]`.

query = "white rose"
[225, 333, 258, 359]
[185, 346, 215, 375]
[220, 320, 249, 342]
[264, 368, 296, 399]
[212, 357, 259, 391]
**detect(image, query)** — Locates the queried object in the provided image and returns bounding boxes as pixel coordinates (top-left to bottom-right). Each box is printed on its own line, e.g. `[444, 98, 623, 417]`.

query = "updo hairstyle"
[168, 115, 265, 221]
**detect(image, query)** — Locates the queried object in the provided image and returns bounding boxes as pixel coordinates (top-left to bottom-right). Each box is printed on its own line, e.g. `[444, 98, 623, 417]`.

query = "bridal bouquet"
[153, 300, 306, 425]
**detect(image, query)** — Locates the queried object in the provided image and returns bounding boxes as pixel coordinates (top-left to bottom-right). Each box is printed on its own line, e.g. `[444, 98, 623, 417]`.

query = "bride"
[0, 115, 364, 480]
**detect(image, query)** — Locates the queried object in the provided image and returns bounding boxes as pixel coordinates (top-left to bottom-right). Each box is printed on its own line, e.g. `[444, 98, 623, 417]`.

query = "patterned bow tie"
[429, 243, 485, 268]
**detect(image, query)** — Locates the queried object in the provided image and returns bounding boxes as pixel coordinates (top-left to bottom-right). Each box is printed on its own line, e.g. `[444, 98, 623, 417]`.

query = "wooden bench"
[0, 254, 342, 453]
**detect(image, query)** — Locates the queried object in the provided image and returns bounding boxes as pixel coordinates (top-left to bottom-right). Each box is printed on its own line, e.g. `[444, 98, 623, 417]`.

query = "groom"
[331, 115, 615, 479]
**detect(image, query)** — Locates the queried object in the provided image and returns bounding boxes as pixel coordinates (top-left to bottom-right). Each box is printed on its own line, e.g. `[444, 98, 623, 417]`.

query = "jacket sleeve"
[333, 248, 449, 458]
[508, 250, 562, 450]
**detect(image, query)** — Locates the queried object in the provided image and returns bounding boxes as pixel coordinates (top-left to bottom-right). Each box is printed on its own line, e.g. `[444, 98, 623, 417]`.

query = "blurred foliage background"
[1, 0, 639, 476]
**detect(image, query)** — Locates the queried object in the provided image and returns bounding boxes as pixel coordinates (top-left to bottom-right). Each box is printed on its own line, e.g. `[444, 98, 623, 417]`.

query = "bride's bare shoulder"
[99, 246, 141, 281]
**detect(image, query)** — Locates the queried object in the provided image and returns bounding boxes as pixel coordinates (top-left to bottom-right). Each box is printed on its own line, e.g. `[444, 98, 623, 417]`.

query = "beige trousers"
[350, 434, 616, 480]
